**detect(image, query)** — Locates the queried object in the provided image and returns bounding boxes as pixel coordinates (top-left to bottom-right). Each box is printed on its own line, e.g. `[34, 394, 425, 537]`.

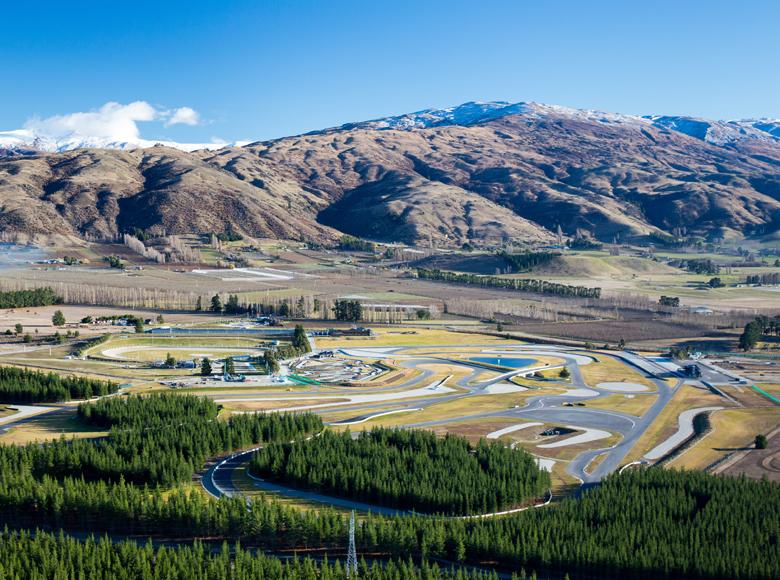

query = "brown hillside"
[2, 107, 779, 246]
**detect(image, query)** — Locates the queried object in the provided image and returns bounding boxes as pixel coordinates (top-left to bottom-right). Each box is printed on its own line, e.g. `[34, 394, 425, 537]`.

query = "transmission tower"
[346, 510, 358, 577]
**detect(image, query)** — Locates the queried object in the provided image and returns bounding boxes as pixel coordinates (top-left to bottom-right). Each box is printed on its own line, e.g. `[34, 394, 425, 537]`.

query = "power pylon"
[346, 510, 358, 577]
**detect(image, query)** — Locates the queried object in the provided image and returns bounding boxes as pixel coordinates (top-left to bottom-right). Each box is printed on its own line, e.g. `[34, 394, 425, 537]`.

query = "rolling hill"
[1, 101, 779, 246]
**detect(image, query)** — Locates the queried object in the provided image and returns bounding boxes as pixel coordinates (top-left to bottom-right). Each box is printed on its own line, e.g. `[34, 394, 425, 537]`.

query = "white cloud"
[22, 101, 202, 144]
[0, 101, 243, 152]
[25, 101, 158, 142]
[165, 106, 200, 127]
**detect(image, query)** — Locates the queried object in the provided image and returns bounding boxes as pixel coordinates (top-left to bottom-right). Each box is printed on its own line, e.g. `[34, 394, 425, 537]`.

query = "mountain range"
[1, 101, 779, 246]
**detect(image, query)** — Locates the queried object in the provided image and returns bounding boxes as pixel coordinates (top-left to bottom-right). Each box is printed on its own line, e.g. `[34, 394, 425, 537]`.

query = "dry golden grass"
[228, 462, 353, 514]
[579, 355, 657, 389]
[350, 366, 418, 387]
[423, 417, 527, 442]
[367, 392, 538, 427]
[322, 406, 402, 426]
[548, 463, 581, 496]
[527, 432, 622, 462]
[0, 410, 107, 445]
[623, 385, 728, 464]
[755, 383, 780, 397]
[223, 398, 350, 412]
[509, 375, 568, 390]
[181, 384, 311, 395]
[585, 452, 610, 475]
[669, 408, 780, 470]
[585, 394, 657, 416]
[317, 327, 519, 348]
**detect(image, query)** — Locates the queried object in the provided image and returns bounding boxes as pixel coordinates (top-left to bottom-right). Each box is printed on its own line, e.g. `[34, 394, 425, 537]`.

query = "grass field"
[89, 335, 267, 350]
[755, 383, 780, 398]
[585, 452, 609, 475]
[316, 327, 520, 348]
[585, 394, 657, 416]
[668, 407, 780, 470]
[529, 432, 622, 462]
[227, 461, 353, 514]
[0, 354, 197, 383]
[99, 346, 259, 362]
[579, 355, 657, 389]
[0, 410, 108, 445]
[237, 288, 315, 301]
[362, 392, 544, 428]
[623, 385, 728, 464]
[222, 398, 351, 411]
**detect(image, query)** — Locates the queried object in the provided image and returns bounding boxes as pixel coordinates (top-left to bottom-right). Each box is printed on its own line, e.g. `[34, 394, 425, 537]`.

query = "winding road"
[205, 344, 686, 508]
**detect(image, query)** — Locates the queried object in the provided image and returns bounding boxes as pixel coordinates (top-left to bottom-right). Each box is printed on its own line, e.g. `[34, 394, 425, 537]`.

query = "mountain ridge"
[3, 101, 780, 155]
[1, 101, 779, 247]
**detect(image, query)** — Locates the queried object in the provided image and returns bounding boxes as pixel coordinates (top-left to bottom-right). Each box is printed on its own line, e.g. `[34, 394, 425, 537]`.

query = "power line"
[347, 509, 358, 577]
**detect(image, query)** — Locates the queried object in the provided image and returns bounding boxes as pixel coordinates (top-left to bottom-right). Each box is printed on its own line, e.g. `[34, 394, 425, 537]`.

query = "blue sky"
[2, 0, 778, 143]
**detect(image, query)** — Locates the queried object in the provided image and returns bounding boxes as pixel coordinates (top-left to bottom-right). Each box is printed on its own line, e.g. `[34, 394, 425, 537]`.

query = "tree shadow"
[713, 446, 752, 452]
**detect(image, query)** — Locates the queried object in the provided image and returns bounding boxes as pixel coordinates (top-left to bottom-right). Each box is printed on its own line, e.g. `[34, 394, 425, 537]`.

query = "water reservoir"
[469, 356, 537, 369]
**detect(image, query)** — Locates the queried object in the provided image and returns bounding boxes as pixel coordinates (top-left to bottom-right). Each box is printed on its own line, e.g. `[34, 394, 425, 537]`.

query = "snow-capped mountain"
[332, 101, 535, 131]
[3, 99, 780, 247]
[340, 101, 780, 147]
[314, 101, 780, 150]
[323, 101, 780, 147]
[0, 128, 242, 155]
[646, 116, 780, 146]
[325, 101, 648, 133]
[2, 101, 779, 156]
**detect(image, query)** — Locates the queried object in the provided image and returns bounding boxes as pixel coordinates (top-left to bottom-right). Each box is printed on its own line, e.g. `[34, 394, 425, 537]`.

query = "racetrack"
[0, 404, 58, 426]
[207, 344, 683, 497]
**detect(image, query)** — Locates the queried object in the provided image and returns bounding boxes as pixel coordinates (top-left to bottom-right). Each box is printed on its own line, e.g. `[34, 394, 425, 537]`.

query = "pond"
[469, 356, 537, 369]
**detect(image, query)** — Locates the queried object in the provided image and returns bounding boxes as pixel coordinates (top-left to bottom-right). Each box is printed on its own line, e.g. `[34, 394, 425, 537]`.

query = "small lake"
[469, 356, 537, 369]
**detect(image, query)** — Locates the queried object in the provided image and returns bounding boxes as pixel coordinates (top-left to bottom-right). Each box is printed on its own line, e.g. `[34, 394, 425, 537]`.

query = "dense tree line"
[105, 255, 125, 269]
[0, 286, 62, 309]
[746, 272, 780, 285]
[73, 332, 111, 356]
[92, 313, 146, 332]
[0, 529, 504, 580]
[78, 393, 219, 427]
[215, 229, 244, 242]
[0, 366, 117, 404]
[0, 394, 322, 487]
[249, 428, 550, 515]
[416, 268, 601, 299]
[292, 324, 312, 353]
[497, 251, 558, 273]
[0, 392, 777, 578]
[567, 237, 602, 250]
[338, 234, 376, 252]
[262, 325, 312, 372]
[0, 462, 777, 578]
[332, 299, 363, 321]
[223, 293, 247, 314]
[673, 259, 720, 275]
[738, 314, 780, 350]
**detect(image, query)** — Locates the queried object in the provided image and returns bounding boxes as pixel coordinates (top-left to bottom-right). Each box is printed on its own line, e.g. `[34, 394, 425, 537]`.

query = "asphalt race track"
[205, 344, 688, 505]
